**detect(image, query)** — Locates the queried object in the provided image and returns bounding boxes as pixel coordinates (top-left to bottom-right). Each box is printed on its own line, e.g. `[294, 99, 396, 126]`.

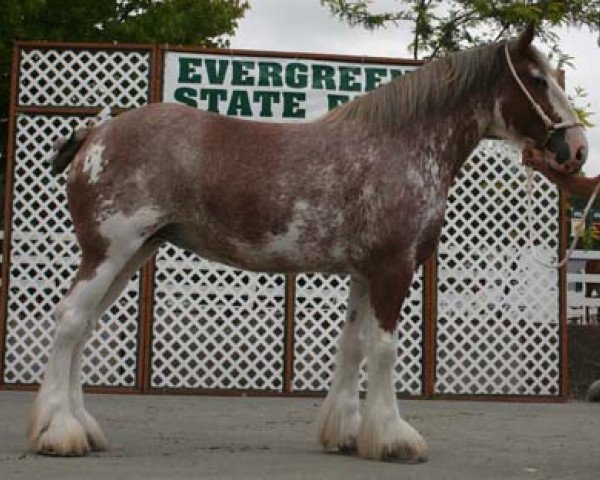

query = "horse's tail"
[47, 106, 112, 176]
[48, 127, 92, 175]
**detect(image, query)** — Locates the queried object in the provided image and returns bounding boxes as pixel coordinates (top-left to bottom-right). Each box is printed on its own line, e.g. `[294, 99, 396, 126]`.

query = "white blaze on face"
[541, 69, 579, 125]
[83, 142, 106, 184]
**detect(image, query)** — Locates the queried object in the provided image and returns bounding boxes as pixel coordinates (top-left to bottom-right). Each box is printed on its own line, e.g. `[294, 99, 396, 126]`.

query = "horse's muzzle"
[545, 127, 588, 174]
[545, 129, 570, 163]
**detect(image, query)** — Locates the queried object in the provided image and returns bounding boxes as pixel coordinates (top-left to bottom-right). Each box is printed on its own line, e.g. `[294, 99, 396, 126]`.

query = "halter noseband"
[504, 43, 582, 146]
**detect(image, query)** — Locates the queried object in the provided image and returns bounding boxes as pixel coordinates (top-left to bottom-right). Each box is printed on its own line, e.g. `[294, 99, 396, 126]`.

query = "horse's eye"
[532, 75, 548, 88]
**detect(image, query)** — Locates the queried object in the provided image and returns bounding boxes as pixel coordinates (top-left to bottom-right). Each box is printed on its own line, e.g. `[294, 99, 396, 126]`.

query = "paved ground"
[0, 391, 599, 479]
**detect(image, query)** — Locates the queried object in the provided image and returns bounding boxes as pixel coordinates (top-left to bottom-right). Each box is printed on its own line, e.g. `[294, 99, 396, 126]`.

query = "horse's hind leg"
[357, 264, 428, 462]
[67, 240, 160, 451]
[28, 210, 162, 456]
[319, 276, 369, 453]
[27, 256, 127, 455]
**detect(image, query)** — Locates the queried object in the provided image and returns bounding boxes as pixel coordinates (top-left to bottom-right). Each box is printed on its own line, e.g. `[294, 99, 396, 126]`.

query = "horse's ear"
[515, 22, 536, 52]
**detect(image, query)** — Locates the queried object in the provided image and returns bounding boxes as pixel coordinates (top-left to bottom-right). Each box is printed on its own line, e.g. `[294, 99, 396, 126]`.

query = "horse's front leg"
[357, 266, 428, 462]
[319, 276, 369, 453]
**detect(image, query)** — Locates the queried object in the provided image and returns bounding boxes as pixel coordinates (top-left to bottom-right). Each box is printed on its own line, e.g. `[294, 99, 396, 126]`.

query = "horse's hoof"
[318, 397, 360, 455]
[379, 443, 429, 464]
[357, 417, 429, 463]
[337, 443, 358, 455]
[74, 408, 108, 451]
[28, 410, 91, 456]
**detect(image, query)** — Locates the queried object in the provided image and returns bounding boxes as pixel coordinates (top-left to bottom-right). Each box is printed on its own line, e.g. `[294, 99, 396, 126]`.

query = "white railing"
[567, 250, 600, 325]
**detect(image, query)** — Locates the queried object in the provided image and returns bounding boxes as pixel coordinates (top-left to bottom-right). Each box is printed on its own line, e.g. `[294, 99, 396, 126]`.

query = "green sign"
[163, 52, 416, 121]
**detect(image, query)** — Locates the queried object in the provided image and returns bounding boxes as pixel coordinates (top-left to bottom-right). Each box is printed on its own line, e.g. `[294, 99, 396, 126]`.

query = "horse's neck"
[423, 94, 496, 180]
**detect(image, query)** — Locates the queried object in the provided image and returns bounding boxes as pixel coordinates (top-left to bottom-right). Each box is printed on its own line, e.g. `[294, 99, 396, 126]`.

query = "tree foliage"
[0, 0, 249, 199]
[321, 1, 600, 61]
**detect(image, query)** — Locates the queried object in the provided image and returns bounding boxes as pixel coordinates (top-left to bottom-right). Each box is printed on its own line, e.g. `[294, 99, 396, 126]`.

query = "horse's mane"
[318, 41, 509, 133]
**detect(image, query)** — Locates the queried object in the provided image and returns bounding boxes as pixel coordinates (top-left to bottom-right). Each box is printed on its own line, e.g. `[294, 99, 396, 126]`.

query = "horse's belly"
[157, 222, 348, 274]
[228, 240, 347, 273]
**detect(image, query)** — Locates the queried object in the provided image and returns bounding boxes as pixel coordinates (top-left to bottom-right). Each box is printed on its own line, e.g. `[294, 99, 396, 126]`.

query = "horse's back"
[93, 103, 327, 175]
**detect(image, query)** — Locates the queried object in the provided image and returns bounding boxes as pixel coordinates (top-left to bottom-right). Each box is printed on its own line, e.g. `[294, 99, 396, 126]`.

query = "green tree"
[0, 0, 249, 213]
[321, 1, 600, 61]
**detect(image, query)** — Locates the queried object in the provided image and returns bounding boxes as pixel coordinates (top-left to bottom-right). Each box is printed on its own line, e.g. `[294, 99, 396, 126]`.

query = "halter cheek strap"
[504, 43, 582, 143]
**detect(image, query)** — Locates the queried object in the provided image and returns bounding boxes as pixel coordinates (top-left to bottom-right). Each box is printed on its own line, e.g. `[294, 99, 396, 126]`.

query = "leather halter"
[504, 43, 582, 146]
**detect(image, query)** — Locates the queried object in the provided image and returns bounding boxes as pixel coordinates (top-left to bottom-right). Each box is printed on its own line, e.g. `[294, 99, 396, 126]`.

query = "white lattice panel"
[436, 141, 560, 396]
[293, 271, 423, 394]
[18, 48, 151, 108]
[151, 245, 286, 390]
[3, 114, 140, 387]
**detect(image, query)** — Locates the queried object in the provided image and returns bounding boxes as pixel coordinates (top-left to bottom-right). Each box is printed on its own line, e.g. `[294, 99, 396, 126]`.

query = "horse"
[28, 24, 587, 462]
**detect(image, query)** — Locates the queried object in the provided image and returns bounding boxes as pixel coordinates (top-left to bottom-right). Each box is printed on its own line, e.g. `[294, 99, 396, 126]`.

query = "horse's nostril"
[576, 146, 587, 163]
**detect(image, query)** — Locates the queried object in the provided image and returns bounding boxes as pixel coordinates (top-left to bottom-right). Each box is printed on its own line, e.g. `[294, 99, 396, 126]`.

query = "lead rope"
[526, 166, 600, 268]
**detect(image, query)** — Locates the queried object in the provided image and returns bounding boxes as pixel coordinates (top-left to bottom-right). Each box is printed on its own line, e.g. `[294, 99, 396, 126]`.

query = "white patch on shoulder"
[83, 142, 106, 184]
[264, 200, 308, 257]
[361, 184, 375, 199]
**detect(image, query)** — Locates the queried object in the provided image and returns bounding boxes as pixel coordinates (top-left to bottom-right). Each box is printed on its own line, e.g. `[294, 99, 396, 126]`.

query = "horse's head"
[488, 23, 587, 175]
